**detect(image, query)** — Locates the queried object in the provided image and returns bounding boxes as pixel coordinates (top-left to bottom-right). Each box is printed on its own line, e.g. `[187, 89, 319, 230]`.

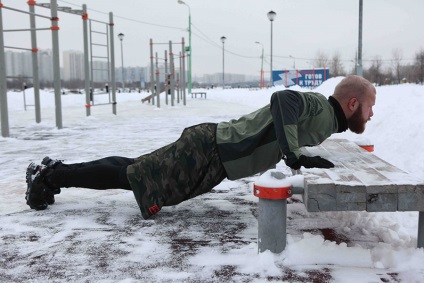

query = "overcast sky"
[2, 0, 424, 77]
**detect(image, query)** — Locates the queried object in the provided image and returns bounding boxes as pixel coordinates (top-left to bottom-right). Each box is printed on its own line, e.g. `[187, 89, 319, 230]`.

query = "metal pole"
[0, 1, 7, 137]
[149, 39, 155, 105]
[28, 1, 41, 123]
[155, 52, 160, 107]
[270, 21, 273, 87]
[188, 11, 192, 94]
[109, 12, 117, 115]
[120, 38, 125, 90]
[222, 41, 225, 88]
[164, 50, 168, 105]
[357, 0, 363, 76]
[177, 52, 180, 104]
[82, 5, 90, 116]
[261, 47, 264, 88]
[169, 41, 175, 107]
[258, 198, 287, 253]
[418, 211, 424, 248]
[23, 83, 27, 111]
[89, 19, 94, 105]
[50, 0, 63, 129]
[181, 37, 186, 106]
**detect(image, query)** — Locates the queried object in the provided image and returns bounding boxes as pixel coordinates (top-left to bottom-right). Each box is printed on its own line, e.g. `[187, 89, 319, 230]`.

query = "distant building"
[63, 50, 84, 81]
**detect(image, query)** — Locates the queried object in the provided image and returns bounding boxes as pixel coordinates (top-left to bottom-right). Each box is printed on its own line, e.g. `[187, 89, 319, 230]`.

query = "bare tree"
[414, 48, 424, 83]
[366, 56, 384, 85]
[329, 52, 345, 77]
[391, 48, 403, 83]
[313, 50, 330, 69]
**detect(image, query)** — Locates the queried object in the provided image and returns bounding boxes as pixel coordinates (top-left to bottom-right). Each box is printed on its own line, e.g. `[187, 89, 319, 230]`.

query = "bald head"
[332, 75, 376, 133]
[333, 75, 376, 103]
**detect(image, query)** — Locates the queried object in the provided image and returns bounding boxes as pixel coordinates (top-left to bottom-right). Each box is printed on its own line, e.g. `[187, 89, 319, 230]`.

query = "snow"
[1, 79, 424, 282]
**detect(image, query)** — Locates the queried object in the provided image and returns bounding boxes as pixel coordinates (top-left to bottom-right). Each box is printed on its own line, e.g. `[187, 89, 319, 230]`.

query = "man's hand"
[289, 155, 334, 170]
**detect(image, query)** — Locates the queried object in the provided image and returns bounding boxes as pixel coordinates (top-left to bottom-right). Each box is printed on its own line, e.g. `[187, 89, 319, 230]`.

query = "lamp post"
[357, 0, 363, 76]
[255, 41, 264, 89]
[267, 10, 276, 87]
[177, 0, 192, 93]
[220, 36, 226, 89]
[118, 32, 125, 91]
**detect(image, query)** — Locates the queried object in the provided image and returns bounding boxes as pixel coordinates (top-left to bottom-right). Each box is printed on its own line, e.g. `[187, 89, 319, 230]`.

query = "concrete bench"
[255, 138, 424, 253]
[302, 139, 424, 247]
[191, 92, 207, 99]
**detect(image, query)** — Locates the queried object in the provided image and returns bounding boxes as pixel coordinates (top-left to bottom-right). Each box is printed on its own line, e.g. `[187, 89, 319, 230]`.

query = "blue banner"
[272, 69, 330, 88]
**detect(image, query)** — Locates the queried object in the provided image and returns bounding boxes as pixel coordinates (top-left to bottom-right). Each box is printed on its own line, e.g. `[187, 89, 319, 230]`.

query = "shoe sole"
[25, 163, 48, 210]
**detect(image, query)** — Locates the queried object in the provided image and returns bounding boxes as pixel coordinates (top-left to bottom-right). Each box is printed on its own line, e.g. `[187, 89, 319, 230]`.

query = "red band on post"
[253, 184, 292, 200]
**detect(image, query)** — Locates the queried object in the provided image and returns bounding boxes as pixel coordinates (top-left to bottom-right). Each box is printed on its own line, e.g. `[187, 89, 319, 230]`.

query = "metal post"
[164, 50, 168, 105]
[0, 1, 10, 137]
[270, 21, 273, 87]
[169, 41, 175, 107]
[177, 52, 180, 104]
[357, 0, 363, 76]
[178, 52, 181, 100]
[109, 12, 117, 115]
[119, 36, 125, 90]
[254, 170, 294, 253]
[23, 83, 27, 111]
[50, 0, 63, 129]
[267, 11, 276, 87]
[418, 211, 424, 248]
[220, 36, 226, 89]
[188, 12, 192, 94]
[181, 37, 186, 106]
[82, 5, 90, 116]
[222, 40, 225, 88]
[28, 1, 41, 123]
[258, 198, 287, 253]
[149, 39, 155, 105]
[155, 52, 160, 108]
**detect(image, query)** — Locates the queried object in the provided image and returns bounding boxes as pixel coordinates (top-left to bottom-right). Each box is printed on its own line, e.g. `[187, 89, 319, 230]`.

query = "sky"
[1, 0, 424, 77]
[1, 80, 424, 281]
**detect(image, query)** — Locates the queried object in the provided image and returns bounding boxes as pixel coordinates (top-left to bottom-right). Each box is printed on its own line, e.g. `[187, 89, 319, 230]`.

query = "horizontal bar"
[6, 76, 33, 79]
[4, 46, 32, 51]
[153, 42, 184, 45]
[92, 56, 108, 59]
[89, 19, 109, 25]
[92, 43, 107, 47]
[91, 31, 107, 35]
[91, 102, 115, 106]
[92, 69, 109, 71]
[3, 6, 51, 20]
[36, 3, 83, 16]
[3, 28, 51, 32]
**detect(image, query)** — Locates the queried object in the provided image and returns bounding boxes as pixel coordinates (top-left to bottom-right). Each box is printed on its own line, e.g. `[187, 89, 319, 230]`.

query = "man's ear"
[348, 97, 358, 111]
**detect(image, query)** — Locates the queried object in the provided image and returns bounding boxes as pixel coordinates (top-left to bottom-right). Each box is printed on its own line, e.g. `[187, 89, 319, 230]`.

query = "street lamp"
[220, 36, 226, 89]
[267, 10, 276, 87]
[255, 41, 264, 88]
[177, 0, 192, 93]
[117, 32, 125, 90]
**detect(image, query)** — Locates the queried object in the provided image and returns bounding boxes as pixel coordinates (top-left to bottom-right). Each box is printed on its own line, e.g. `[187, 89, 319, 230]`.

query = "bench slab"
[300, 139, 424, 212]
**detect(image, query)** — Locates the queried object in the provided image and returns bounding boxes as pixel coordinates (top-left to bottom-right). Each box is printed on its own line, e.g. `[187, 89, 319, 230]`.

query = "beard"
[348, 106, 368, 134]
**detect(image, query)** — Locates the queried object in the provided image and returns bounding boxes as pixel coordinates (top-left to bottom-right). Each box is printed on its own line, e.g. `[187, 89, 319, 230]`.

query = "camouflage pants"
[127, 123, 227, 219]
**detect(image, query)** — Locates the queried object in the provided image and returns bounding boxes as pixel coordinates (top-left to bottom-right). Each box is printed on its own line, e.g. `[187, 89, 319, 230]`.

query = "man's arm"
[269, 90, 303, 167]
[270, 90, 334, 170]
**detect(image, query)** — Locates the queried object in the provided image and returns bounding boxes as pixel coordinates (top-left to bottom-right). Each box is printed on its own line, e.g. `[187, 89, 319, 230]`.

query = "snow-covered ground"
[0, 78, 423, 282]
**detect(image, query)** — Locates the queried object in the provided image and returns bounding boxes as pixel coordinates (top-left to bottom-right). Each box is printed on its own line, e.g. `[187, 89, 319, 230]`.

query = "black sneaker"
[41, 156, 61, 196]
[41, 156, 63, 169]
[25, 163, 48, 210]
